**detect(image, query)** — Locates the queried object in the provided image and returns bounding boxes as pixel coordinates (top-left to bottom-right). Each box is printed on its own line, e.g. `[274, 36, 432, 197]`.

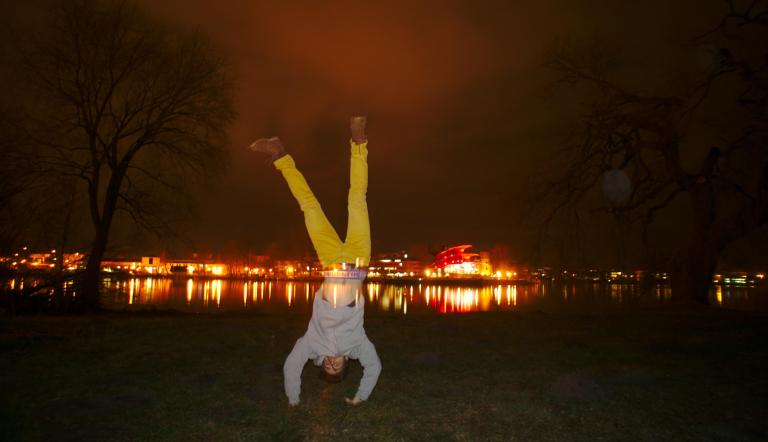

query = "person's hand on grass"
[345, 396, 364, 406]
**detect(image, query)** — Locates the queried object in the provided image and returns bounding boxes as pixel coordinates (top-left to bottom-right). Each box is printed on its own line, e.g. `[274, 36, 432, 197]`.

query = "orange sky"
[122, 0, 732, 264]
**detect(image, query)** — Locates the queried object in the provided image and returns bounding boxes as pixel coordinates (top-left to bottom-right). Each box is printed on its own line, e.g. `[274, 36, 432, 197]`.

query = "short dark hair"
[320, 360, 349, 383]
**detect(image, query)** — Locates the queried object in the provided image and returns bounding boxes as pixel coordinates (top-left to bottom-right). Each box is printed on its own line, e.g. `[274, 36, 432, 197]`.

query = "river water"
[85, 277, 768, 314]
[4, 277, 766, 314]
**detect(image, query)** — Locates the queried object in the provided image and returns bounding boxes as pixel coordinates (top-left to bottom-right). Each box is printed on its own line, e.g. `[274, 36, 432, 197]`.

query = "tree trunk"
[80, 226, 109, 310]
[671, 243, 718, 305]
[79, 169, 125, 311]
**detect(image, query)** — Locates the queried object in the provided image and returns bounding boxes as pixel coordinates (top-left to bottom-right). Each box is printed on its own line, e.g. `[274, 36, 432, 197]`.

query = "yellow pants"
[274, 141, 370, 268]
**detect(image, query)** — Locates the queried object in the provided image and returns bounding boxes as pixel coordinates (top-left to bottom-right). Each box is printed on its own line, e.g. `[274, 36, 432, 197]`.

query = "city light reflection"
[75, 278, 767, 313]
[213, 280, 222, 307]
[716, 285, 723, 305]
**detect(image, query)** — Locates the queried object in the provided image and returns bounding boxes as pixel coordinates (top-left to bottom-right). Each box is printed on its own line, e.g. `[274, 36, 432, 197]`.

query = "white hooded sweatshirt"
[283, 278, 381, 405]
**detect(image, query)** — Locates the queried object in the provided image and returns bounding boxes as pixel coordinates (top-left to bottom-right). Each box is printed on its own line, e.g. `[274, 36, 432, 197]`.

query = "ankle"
[350, 116, 366, 144]
[270, 138, 287, 160]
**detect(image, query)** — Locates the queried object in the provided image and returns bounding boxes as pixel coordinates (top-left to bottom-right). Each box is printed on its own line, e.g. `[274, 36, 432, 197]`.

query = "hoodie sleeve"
[352, 337, 381, 401]
[283, 337, 312, 405]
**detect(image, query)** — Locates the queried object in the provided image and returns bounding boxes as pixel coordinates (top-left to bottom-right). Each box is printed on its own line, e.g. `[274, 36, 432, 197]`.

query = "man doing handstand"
[249, 116, 381, 407]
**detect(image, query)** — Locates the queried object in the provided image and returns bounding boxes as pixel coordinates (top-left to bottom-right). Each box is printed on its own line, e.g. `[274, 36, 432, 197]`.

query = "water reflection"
[98, 278, 768, 314]
[1, 277, 767, 314]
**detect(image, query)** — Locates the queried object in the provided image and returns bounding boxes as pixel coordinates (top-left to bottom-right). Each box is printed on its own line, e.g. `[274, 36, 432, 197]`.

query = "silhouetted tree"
[18, 1, 236, 309]
[544, 1, 768, 303]
[0, 117, 21, 250]
[0, 109, 39, 252]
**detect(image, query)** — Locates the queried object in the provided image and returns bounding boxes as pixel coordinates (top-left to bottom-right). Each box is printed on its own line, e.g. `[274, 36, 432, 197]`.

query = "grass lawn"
[1, 307, 766, 441]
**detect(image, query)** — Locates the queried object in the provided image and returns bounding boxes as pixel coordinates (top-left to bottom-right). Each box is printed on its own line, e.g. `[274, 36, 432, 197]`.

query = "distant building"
[432, 245, 491, 276]
[368, 251, 424, 278]
[5, 250, 86, 271]
[101, 256, 228, 277]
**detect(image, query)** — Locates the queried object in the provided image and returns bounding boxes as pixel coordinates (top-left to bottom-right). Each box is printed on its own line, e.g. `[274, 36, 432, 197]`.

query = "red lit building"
[432, 245, 491, 276]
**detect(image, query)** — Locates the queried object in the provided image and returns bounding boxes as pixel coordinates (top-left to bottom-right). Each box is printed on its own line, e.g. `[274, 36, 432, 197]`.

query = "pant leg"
[274, 155, 342, 267]
[341, 140, 371, 266]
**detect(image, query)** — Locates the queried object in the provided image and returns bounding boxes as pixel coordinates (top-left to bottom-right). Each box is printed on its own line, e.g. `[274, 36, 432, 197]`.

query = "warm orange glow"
[287, 282, 294, 306]
[214, 280, 222, 307]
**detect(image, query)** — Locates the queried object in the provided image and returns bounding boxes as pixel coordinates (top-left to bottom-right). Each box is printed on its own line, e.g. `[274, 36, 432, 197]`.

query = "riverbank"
[1, 307, 766, 441]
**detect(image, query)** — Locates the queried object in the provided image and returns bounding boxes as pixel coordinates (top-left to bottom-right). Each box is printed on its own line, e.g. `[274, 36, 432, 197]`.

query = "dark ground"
[1, 307, 766, 441]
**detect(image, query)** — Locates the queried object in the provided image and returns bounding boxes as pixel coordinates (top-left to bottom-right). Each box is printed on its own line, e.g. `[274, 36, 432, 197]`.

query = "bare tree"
[0, 114, 22, 251]
[0, 108, 41, 252]
[17, 0, 236, 308]
[543, 1, 768, 303]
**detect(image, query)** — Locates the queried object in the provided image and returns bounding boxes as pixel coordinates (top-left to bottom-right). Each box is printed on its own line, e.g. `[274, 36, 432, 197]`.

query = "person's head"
[321, 355, 349, 383]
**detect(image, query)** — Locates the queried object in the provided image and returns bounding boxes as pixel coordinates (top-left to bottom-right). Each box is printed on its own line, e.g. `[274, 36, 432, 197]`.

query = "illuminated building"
[101, 256, 229, 277]
[432, 245, 491, 276]
[101, 259, 137, 273]
[367, 251, 424, 278]
[2, 250, 85, 271]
